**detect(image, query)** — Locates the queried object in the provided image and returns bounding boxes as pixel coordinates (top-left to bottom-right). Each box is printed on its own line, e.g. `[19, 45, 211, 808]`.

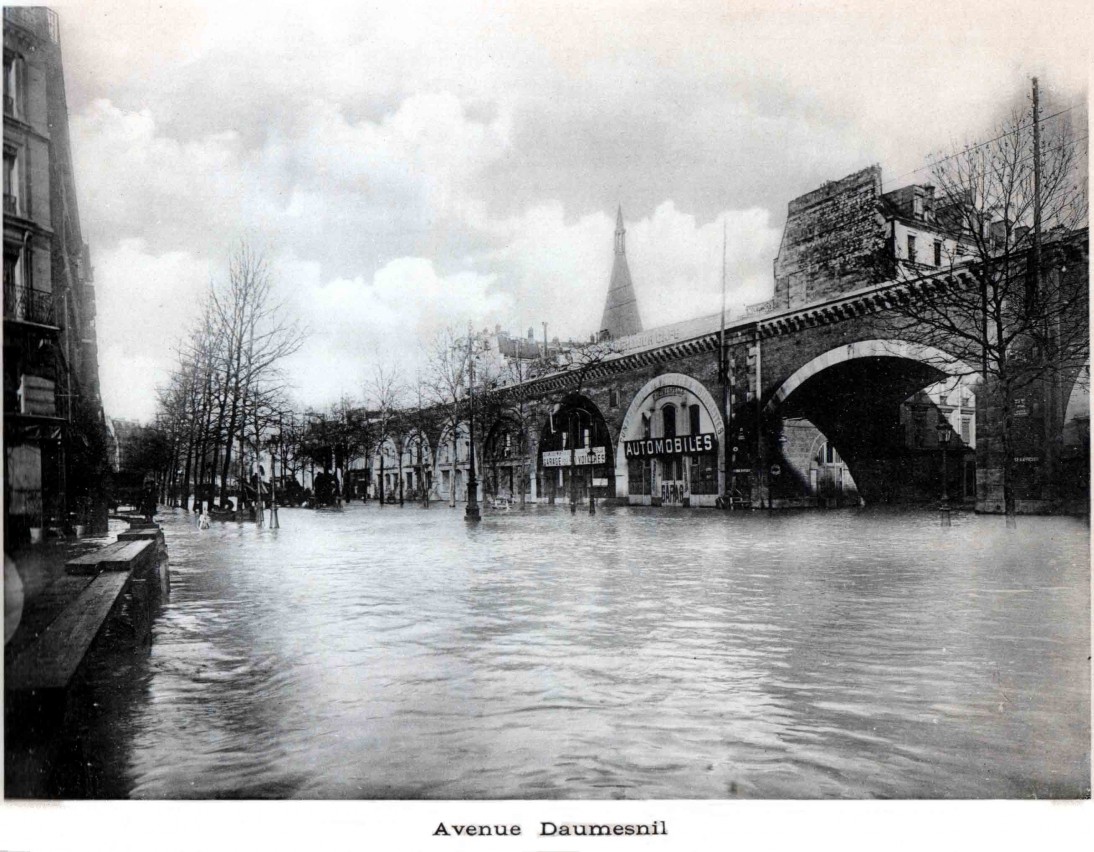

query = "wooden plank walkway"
[6, 573, 131, 694]
[65, 539, 152, 575]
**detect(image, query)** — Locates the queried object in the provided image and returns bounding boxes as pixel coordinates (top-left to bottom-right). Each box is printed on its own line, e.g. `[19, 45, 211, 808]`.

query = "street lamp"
[269, 429, 280, 529]
[937, 419, 952, 527]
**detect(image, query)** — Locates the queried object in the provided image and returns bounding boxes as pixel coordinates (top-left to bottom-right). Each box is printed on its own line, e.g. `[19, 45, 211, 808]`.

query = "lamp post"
[465, 326, 481, 523]
[937, 419, 952, 527]
[269, 426, 280, 529]
[586, 415, 596, 516]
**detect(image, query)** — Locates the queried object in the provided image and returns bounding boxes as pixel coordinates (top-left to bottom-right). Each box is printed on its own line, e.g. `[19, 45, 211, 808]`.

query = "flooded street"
[81, 504, 1088, 799]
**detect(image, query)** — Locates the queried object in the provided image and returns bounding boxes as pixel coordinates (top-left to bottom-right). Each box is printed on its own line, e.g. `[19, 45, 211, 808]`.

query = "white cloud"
[58, 0, 1087, 422]
[93, 240, 212, 421]
[281, 255, 512, 409]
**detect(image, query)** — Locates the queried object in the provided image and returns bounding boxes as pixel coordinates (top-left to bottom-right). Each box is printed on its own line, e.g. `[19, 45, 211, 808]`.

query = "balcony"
[3, 282, 56, 326]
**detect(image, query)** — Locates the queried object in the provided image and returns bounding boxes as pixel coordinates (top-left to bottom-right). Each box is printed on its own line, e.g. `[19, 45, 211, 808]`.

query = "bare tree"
[212, 242, 305, 512]
[424, 327, 472, 507]
[365, 364, 405, 507]
[885, 89, 1087, 524]
[487, 337, 540, 509]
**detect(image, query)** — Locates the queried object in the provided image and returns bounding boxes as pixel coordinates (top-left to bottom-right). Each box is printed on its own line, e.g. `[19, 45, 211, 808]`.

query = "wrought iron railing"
[3, 282, 56, 325]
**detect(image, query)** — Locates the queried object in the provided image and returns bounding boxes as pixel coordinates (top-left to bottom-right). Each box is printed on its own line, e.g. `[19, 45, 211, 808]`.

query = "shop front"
[616, 374, 724, 508]
[536, 396, 614, 504]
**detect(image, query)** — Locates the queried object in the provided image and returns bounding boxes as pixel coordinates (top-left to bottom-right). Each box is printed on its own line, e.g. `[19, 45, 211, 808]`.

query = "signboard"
[623, 433, 717, 459]
[541, 446, 607, 467]
[592, 477, 608, 487]
[653, 385, 686, 401]
[19, 375, 56, 417]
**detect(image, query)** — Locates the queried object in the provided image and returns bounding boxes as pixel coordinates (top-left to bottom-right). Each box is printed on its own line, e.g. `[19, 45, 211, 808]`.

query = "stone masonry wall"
[773, 165, 886, 309]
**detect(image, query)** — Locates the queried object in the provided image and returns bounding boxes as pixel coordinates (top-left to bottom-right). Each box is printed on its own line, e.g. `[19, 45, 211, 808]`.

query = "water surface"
[78, 503, 1090, 798]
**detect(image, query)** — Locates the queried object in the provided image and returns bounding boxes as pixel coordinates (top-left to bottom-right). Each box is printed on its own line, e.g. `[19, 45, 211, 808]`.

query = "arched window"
[662, 405, 676, 439]
[688, 404, 701, 435]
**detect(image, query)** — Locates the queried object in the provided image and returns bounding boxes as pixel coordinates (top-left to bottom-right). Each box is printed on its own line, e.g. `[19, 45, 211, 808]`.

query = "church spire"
[600, 205, 643, 339]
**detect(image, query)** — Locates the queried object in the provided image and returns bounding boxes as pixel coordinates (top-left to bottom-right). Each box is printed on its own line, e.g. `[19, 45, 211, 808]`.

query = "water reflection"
[83, 504, 1089, 798]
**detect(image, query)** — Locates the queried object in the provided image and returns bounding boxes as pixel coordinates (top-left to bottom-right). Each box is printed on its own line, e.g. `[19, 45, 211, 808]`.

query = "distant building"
[4, 7, 107, 543]
[771, 165, 971, 311]
[111, 418, 143, 470]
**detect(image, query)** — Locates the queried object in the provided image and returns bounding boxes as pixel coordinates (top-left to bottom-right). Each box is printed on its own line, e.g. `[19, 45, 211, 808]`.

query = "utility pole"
[719, 219, 731, 510]
[466, 324, 481, 522]
[1032, 77, 1042, 292]
[1031, 76, 1056, 505]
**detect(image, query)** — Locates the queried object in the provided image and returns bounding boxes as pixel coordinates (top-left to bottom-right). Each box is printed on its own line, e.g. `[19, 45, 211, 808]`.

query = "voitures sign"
[623, 433, 717, 459]
[541, 447, 607, 467]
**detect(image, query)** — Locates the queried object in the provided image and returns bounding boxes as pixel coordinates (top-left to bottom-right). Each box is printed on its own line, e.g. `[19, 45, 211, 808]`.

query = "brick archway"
[765, 339, 980, 414]
[615, 372, 724, 503]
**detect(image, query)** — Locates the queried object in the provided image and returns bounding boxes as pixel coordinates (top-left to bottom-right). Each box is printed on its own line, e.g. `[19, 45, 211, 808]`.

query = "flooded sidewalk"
[4, 521, 126, 660]
[13, 503, 1092, 799]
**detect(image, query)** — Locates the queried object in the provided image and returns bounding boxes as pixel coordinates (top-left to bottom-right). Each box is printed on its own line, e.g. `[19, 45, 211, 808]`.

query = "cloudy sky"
[46, 0, 1087, 421]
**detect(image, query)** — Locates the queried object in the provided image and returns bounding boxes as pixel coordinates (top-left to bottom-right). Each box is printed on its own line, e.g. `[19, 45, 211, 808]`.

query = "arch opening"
[767, 342, 979, 507]
[536, 394, 614, 505]
[615, 373, 724, 507]
[483, 413, 532, 505]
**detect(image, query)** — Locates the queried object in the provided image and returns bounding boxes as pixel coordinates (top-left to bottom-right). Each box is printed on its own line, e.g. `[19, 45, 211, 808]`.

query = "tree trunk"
[449, 430, 458, 507]
[1000, 378, 1018, 528]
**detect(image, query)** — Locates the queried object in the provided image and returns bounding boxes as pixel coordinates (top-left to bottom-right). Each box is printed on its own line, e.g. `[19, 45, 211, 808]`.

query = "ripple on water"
[67, 504, 1091, 799]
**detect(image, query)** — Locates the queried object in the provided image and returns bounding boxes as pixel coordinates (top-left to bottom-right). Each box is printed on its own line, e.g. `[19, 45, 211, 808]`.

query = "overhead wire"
[879, 102, 1084, 189]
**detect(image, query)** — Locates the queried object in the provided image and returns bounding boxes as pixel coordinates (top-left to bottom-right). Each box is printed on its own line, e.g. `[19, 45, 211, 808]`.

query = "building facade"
[4, 7, 107, 543]
[327, 177, 1085, 514]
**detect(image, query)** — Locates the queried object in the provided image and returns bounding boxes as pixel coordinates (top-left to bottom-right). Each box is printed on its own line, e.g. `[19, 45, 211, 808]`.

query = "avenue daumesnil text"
[433, 820, 668, 837]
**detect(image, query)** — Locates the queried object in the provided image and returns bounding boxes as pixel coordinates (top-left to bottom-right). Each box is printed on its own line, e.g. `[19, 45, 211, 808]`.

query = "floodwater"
[72, 503, 1090, 798]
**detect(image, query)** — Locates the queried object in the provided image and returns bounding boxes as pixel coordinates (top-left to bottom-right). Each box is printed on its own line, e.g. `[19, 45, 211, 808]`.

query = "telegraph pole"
[466, 324, 481, 523]
[719, 219, 732, 510]
[1031, 76, 1057, 504]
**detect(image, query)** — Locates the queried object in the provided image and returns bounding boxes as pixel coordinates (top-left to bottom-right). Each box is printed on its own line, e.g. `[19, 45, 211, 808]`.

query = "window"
[4, 249, 21, 289]
[3, 53, 22, 120]
[662, 405, 676, 439]
[961, 417, 971, 444]
[641, 413, 650, 439]
[628, 457, 651, 495]
[907, 234, 917, 264]
[934, 240, 942, 266]
[688, 404, 701, 435]
[689, 455, 717, 494]
[3, 148, 19, 216]
[609, 388, 619, 408]
[824, 442, 839, 465]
